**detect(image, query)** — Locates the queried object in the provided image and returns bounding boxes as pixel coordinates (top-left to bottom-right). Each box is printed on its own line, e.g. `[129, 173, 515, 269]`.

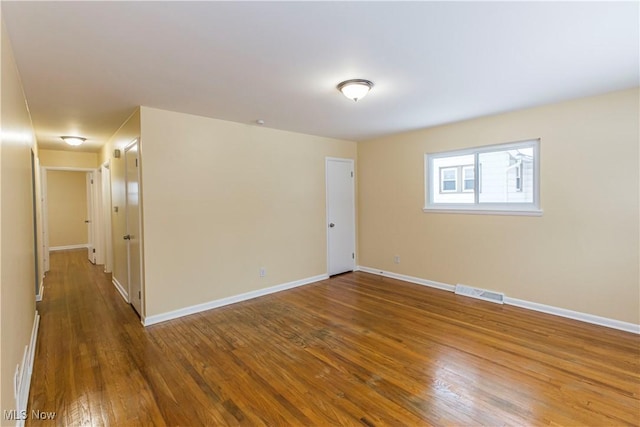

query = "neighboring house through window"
[462, 166, 474, 192]
[439, 165, 474, 193]
[440, 167, 458, 192]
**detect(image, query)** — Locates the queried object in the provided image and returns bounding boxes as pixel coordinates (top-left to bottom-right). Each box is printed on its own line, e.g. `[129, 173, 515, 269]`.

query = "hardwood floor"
[28, 250, 639, 426]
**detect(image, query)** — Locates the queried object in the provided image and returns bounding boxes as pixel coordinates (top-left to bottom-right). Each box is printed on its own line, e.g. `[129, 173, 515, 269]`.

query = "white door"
[30, 150, 40, 295]
[41, 167, 49, 272]
[326, 158, 356, 276]
[86, 171, 95, 263]
[125, 141, 143, 315]
[92, 168, 104, 266]
[101, 162, 113, 273]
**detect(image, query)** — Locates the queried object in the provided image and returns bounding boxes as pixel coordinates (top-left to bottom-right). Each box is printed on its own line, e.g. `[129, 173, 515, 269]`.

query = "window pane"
[478, 149, 533, 204]
[464, 179, 474, 190]
[463, 167, 474, 179]
[442, 180, 456, 191]
[442, 169, 456, 180]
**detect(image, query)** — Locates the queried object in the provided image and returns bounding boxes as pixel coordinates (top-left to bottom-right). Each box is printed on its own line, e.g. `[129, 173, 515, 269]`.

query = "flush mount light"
[337, 79, 374, 102]
[60, 136, 86, 146]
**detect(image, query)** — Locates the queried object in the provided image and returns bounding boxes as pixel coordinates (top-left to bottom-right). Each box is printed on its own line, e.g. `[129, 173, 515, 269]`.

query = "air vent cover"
[455, 284, 504, 304]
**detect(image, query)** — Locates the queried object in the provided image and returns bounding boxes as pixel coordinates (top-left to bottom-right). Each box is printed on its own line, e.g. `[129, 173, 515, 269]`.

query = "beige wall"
[99, 109, 140, 294]
[0, 19, 38, 415]
[358, 88, 639, 324]
[39, 149, 97, 168]
[140, 106, 357, 317]
[46, 170, 88, 248]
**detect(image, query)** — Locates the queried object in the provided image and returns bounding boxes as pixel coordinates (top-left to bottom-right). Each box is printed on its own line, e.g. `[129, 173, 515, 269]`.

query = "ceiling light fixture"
[60, 136, 86, 146]
[337, 79, 374, 102]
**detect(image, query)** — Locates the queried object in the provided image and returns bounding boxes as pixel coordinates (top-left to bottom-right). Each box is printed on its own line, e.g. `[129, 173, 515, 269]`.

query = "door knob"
[84, 220, 90, 223]
[329, 223, 335, 228]
[123, 234, 131, 240]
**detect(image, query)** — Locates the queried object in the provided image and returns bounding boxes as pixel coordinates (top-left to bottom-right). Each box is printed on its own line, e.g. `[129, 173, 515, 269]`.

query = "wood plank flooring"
[27, 249, 640, 426]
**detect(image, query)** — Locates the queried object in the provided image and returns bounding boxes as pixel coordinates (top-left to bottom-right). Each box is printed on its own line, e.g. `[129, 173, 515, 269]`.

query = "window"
[515, 164, 523, 192]
[462, 166, 474, 192]
[440, 167, 458, 192]
[424, 139, 541, 215]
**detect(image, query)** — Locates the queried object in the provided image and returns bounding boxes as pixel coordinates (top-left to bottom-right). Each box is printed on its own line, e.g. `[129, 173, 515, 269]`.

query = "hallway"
[27, 250, 640, 426]
[28, 250, 164, 425]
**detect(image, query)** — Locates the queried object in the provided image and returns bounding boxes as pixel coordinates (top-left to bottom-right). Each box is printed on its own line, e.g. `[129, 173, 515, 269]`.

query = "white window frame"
[424, 139, 542, 216]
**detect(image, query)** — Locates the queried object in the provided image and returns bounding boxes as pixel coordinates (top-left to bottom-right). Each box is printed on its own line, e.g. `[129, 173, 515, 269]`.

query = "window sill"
[422, 207, 543, 217]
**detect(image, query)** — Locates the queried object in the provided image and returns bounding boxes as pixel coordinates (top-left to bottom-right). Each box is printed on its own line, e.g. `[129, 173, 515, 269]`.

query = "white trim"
[112, 277, 129, 302]
[356, 266, 455, 292]
[356, 266, 639, 334]
[423, 207, 543, 216]
[143, 274, 329, 326]
[504, 297, 640, 335]
[14, 311, 40, 427]
[35, 280, 44, 302]
[49, 244, 89, 251]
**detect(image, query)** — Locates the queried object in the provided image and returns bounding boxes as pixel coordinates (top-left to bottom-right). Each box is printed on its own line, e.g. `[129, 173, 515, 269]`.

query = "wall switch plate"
[259, 268, 266, 277]
[394, 256, 400, 264]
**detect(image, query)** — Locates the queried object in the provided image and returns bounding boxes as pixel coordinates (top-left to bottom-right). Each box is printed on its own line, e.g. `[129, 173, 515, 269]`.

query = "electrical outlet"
[394, 255, 400, 264]
[259, 267, 266, 278]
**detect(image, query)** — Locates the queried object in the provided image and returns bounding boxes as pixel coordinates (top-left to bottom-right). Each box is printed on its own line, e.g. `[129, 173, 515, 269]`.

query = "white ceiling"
[3, 1, 638, 152]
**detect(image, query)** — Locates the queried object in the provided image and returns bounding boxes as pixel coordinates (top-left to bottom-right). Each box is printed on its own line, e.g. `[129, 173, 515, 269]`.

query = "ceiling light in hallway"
[60, 136, 86, 146]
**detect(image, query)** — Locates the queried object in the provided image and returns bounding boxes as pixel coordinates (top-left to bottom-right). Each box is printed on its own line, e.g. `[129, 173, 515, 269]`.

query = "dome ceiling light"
[337, 79, 374, 102]
[61, 136, 86, 146]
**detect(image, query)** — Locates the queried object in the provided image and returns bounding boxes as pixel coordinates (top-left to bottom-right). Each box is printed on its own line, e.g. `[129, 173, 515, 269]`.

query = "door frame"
[325, 157, 356, 276]
[41, 166, 100, 271]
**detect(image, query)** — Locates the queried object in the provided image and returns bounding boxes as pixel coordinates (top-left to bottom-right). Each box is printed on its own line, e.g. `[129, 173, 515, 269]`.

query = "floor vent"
[455, 284, 504, 304]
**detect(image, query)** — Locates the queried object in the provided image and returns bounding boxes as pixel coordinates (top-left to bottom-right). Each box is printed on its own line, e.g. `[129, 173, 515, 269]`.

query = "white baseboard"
[49, 244, 88, 251]
[356, 266, 455, 292]
[504, 297, 640, 334]
[144, 274, 329, 326]
[112, 277, 129, 302]
[35, 280, 44, 302]
[356, 266, 640, 335]
[14, 311, 40, 426]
